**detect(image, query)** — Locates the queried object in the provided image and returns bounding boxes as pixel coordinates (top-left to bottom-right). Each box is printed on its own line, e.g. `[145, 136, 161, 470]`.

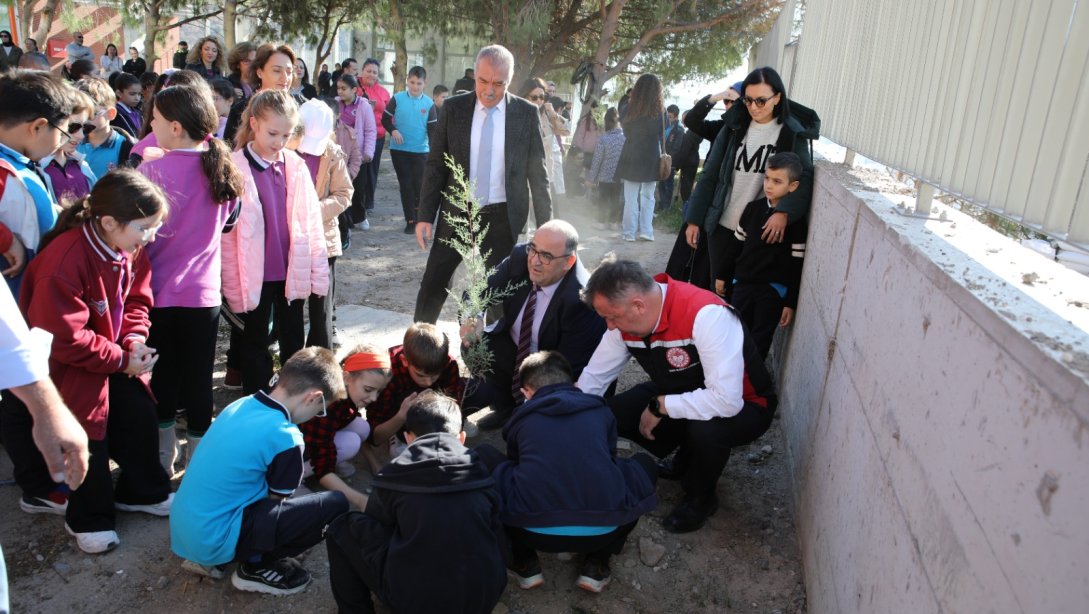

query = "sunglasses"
[742, 94, 778, 108]
[47, 121, 74, 141]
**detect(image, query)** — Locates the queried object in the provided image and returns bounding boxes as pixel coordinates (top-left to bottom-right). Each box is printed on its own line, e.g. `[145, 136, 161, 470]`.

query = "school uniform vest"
[620, 274, 774, 408]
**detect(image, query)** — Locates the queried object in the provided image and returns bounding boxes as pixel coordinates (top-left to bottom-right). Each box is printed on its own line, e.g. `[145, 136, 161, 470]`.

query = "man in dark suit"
[413, 44, 552, 324]
[461, 220, 605, 430]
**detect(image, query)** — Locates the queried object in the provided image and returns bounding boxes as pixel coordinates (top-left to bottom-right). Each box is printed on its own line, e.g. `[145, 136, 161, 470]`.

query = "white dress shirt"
[576, 283, 747, 420]
[470, 97, 507, 205]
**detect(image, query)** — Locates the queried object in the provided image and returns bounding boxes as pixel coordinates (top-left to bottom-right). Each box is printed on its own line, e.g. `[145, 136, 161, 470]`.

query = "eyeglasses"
[315, 392, 327, 418]
[47, 120, 73, 141]
[132, 220, 163, 242]
[742, 94, 778, 108]
[527, 245, 570, 265]
[724, 98, 737, 106]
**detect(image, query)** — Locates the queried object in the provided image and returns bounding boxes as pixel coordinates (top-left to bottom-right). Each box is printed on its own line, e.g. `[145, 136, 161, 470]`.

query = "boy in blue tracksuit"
[382, 65, 437, 233]
[483, 350, 658, 593]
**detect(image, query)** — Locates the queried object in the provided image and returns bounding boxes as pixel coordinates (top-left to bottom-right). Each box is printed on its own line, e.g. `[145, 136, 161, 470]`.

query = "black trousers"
[1, 375, 170, 532]
[307, 257, 337, 350]
[235, 491, 348, 564]
[240, 281, 305, 394]
[389, 150, 426, 225]
[664, 223, 711, 290]
[707, 223, 738, 290]
[147, 306, 220, 434]
[608, 382, 775, 500]
[413, 204, 514, 323]
[325, 511, 392, 614]
[596, 182, 623, 223]
[731, 282, 784, 360]
[677, 165, 698, 204]
[347, 161, 370, 226]
[364, 136, 385, 210]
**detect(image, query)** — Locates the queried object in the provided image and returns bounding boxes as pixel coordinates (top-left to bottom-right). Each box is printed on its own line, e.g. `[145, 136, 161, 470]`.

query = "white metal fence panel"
[790, 0, 1089, 248]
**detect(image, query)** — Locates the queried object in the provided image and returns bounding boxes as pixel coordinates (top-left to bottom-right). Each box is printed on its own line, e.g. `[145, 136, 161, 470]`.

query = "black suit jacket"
[418, 92, 552, 241]
[484, 244, 605, 377]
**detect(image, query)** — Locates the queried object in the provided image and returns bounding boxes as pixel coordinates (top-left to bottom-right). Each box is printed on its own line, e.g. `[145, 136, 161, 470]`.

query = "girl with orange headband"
[298, 343, 393, 509]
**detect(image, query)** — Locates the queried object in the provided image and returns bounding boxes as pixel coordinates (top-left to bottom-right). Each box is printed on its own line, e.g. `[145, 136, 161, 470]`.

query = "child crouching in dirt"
[324, 390, 506, 613]
[298, 343, 392, 508]
[170, 347, 349, 596]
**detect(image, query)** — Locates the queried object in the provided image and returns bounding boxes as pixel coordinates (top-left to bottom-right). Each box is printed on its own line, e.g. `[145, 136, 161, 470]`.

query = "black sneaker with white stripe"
[231, 559, 311, 595]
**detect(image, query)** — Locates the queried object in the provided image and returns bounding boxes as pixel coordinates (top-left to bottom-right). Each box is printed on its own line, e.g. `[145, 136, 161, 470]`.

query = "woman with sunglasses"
[520, 78, 567, 199]
[682, 66, 820, 294]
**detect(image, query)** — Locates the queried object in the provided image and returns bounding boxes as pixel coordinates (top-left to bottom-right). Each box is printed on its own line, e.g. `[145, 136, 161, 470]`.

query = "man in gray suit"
[413, 44, 552, 323]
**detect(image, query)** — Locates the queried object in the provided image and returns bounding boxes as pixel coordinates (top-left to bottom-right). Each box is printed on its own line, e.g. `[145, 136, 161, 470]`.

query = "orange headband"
[343, 352, 392, 372]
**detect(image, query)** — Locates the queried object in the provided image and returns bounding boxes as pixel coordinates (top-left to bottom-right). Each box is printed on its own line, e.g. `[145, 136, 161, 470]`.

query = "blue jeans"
[622, 180, 656, 239]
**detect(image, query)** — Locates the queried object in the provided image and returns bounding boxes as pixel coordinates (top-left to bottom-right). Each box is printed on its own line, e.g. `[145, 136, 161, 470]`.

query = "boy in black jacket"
[324, 391, 506, 614]
[716, 152, 807, 359]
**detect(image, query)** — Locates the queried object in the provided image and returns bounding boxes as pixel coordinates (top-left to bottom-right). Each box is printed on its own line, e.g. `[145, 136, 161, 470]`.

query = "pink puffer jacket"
[221, 148, 329, 313]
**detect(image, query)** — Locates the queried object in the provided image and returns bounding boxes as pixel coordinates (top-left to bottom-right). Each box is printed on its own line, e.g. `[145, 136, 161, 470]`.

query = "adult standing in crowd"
[184, 36, 226, 80]
[657, 104, 684, 210]
[100, 44, 122, 78]
[413, 44, 551, 323]
[223, 43, 301, 143]
[0, 31, 22, 70]
[614, 73, 665, 242]
[358, 58, 391, 220]
[65, 32, 94, 65]
[226, 41, 256, 101]
[317, 63, 332, 97]
[18, 38, 47, 69]
[172, 41, 188, 69]
[461, 220, 605, 431]
[453, 68, 474, 94]
[292, 57, 317, 100]
[665, 82, 743, 288]
[520, 78, 567, 206]
[123, 47, 146, 77]
[683, 67, 819, 292]
[577, 259, 777, 534]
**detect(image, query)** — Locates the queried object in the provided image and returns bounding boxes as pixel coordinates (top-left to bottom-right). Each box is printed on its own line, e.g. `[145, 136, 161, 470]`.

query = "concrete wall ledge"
[780, 161, 1089, 613]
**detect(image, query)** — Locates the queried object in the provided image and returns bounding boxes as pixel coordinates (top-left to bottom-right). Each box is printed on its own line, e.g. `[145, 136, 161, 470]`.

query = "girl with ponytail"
[17, 169, 173, 554]
[138, 81, 244, 475]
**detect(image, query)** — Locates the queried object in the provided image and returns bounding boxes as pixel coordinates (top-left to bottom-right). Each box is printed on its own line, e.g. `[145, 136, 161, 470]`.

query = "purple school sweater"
[44, 157, 92, 203]
[243, 145, 290, 283]
[139, 151, 234, 308]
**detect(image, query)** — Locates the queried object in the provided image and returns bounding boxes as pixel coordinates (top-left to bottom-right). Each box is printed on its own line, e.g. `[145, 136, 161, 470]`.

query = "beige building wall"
[779, 166, 1089, 613]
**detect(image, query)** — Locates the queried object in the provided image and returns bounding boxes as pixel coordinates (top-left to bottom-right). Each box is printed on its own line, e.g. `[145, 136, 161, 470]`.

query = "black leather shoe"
[477, 406, 513, 431]
[662, 495, 719, 534]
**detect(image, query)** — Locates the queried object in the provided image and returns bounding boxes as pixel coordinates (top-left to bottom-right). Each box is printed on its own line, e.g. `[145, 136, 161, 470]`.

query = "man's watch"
[648, 397, 665, 418]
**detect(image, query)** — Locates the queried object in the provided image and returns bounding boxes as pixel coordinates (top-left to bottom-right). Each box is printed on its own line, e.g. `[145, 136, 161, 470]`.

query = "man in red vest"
[577, 258, 777, 533]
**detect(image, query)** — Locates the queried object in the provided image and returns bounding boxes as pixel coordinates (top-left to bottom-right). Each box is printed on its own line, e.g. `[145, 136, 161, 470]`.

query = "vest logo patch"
[89, 299, 107, 316]
[666, 347, 691, 369]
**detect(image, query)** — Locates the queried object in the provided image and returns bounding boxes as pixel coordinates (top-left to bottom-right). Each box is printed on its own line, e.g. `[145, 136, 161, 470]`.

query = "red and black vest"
[621, 275, 775, 409]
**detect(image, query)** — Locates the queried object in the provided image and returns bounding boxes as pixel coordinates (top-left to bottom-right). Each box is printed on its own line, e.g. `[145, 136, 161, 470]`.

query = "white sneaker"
[115, 492, 173, 517]
[65, 523, 119, 554]
[360, 219, 371, 230]
[334, 461, 357, 478]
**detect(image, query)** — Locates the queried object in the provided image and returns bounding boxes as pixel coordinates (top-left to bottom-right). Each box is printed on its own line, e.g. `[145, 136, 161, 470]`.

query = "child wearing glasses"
[0, 70, 83, 295]
[138, 80, 244, 477]
[74, 78, 135, 177]
[171, 347, 350, 595]
[41, 89, 99, 203]
[12, 170, 173, 554]
[298, 343, 393, 508]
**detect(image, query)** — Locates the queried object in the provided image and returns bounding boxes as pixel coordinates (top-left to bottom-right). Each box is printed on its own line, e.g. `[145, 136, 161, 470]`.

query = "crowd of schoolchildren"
[0, 31, 816, 611]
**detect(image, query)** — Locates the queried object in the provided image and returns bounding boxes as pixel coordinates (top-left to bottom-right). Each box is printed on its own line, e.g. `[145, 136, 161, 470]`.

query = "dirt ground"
[1, 159, 807, 613]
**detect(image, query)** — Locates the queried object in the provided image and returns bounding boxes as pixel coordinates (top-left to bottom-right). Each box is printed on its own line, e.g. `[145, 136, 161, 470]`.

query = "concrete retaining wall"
[780, 166, 1089, 613]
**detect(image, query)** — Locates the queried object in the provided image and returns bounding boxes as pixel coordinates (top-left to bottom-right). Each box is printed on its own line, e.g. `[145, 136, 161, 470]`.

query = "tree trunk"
[380, 0, 408, 93]
[586, 0, 626, 104]
[143, 0, 162, 71]
[223, 0, 237, 48]
[32, 0, 63, 45]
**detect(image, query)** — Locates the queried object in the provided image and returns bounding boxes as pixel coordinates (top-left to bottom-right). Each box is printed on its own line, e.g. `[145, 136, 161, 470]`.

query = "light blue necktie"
[475, 106, 495, 205]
